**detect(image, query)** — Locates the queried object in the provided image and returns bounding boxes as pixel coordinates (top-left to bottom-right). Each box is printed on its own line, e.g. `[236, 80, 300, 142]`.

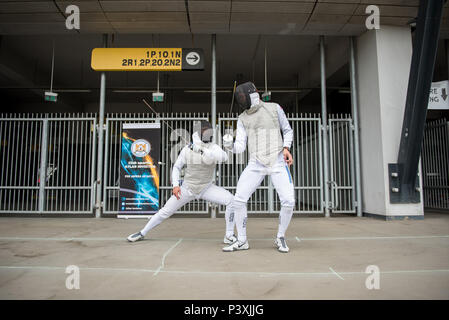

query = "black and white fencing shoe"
[223, 234, 237, 245]
[275, 237, 289, 253]
[127, 232, 144, 242]
[222, 240, 249, 252]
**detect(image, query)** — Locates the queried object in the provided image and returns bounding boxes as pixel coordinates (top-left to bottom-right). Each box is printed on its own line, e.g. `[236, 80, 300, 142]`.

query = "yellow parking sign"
[91, 48, 204, 71]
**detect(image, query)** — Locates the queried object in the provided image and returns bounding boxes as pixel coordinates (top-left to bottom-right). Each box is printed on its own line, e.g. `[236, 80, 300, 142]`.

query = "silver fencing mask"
[193, 120, 214, 143]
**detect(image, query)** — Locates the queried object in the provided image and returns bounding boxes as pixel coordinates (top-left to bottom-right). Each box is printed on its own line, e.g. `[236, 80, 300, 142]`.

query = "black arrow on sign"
[441, 88, 448, 101]
[187, 54, 199, 62]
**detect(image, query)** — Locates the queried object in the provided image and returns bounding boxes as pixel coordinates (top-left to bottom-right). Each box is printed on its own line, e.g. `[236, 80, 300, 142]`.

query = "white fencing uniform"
[140, 142, 235, 237]
[229, 102, 295, 243]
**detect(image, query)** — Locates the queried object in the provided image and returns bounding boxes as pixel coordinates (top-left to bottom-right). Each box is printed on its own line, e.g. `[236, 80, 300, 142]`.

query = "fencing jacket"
[235, 102, 293, 167]
[171, 142, 228, 195]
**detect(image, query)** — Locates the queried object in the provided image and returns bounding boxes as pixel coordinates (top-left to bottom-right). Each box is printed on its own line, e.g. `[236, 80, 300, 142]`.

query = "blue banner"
[119, 123, 160, 216]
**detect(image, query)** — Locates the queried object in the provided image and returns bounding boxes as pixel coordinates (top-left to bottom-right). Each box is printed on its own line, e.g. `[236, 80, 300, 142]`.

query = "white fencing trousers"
[140, 184, 235, 237]
[233, 159, 295, 243]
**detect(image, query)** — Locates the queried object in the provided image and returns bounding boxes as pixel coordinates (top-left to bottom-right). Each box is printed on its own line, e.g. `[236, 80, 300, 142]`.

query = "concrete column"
[355, 26, 424, 219]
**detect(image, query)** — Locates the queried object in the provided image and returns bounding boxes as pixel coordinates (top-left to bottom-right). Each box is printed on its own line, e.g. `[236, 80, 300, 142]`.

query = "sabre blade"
[225, 81, 237, 133]
[141, 98, 190, 146]
[142, 98, 175, 131]
[229, 80, 237, 114]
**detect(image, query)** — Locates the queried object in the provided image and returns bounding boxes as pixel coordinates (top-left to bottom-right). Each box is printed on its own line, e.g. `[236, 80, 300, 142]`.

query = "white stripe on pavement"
[329, 267, 345, 280]
[154, 238, 183, 276]
[1, 265, 449, 278]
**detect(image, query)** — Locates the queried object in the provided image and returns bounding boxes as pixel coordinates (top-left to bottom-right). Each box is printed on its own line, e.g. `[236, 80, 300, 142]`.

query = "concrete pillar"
[355, 26, 424, 219]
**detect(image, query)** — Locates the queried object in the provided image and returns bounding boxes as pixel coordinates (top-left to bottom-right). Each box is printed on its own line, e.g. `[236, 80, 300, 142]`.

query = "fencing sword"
[225, 81, 237, 134]
[229, 80, 237, 114]
[141, 98, 194, 164]
[223, 81, 237, 145]
[142, 98, 176, 131]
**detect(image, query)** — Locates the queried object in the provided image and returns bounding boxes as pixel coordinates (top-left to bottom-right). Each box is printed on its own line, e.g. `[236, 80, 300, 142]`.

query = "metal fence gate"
[328, 115, 356, 213]
[421, 119, 449, 210]
[218, 113, 355, 215]
[102, 113, 210, 215]
[275, 114, 324, 214]
[1, 112, 357, 216]
[0, 114, 97, 214]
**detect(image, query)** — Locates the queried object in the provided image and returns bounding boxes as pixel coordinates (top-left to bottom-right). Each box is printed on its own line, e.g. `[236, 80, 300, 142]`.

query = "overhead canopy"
[0, 0, 448, 38]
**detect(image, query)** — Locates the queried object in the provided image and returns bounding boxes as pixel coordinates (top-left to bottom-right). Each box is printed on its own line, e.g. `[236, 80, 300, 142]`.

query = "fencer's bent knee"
[233, 199, 247, 209]
[281, 198, 295, 208]
[224, 193, 234, 206]
[279, 185, 295, 208]
[234, 192, 250, 204]
[157, 207, 173, 220]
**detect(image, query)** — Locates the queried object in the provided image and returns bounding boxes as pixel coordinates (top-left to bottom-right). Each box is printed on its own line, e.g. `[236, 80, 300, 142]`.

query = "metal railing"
[0, 113, 97, 214]
[422, 119, 449, 210]
[1, 112, 359, 216]
[274, 114, 324, 214]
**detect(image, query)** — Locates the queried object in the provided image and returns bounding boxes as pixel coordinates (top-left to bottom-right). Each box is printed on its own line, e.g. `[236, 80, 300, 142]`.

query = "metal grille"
[0, 115, 42, 212]
[274, 114, 324, 214]
[0, 114, 96, 214]
[102, 113, 210, 214]
[1, 112, 358, 216]
[328, 115, 356, 213]
[422, 119, 449, 210]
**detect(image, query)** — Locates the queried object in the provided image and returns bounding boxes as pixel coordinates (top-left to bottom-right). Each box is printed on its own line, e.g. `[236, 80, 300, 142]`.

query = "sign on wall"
[91, 48, 204, 71]
[118, 123, 161, 218]
[428, 80, 449, 110]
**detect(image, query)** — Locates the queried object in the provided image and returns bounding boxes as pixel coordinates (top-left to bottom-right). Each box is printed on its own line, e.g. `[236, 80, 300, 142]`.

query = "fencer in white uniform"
[127, 121, 237, 244]
[222, 82, 295, 253]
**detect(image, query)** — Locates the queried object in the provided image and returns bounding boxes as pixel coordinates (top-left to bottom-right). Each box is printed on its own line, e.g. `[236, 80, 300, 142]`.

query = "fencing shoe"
[223, 234, 237, 245]
[275, 237, 289, 253]
[127, 232, 144, 242]
[222, 240, 249, 252]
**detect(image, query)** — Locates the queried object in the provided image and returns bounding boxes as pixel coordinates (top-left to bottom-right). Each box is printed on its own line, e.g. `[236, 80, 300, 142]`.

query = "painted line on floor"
[0, 265, 154, 273]
[329, 267, 345, 280]
[297, 235, 449, 241]
[0, 235, 448, 243]
[1, 265, 449, 278]
[154, 238, 183, 276]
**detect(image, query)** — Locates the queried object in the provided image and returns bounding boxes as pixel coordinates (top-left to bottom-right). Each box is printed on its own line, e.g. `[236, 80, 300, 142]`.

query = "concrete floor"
[0, 213, 448, 300]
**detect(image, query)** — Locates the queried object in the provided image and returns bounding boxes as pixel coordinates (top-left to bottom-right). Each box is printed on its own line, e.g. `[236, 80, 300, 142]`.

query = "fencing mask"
[193, 120, 214, 144]
[234, 82, 260, 111]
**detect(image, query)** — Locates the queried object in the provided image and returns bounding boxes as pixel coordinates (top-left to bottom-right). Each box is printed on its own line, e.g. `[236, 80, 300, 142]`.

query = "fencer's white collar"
[250, 92, 260, 106]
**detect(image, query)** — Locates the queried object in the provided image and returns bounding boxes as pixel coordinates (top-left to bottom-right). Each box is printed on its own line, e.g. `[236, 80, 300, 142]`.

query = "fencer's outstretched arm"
[171, 146, 187, 187]
[276, 105, 293, 149]
[229, 119, 247, 154]
[202, 144, 228, 164]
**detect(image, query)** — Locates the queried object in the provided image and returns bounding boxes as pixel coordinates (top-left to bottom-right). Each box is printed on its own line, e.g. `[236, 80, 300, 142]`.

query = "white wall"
[356, 29, 386, 215]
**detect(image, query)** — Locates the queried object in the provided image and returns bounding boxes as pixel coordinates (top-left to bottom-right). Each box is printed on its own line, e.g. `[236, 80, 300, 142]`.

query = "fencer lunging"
[127, 121, 236, 244]
[222, 82, 295, 253]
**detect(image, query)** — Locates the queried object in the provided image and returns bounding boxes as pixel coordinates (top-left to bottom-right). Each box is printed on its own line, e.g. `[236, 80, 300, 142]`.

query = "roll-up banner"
[118, 123, 161, 218]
